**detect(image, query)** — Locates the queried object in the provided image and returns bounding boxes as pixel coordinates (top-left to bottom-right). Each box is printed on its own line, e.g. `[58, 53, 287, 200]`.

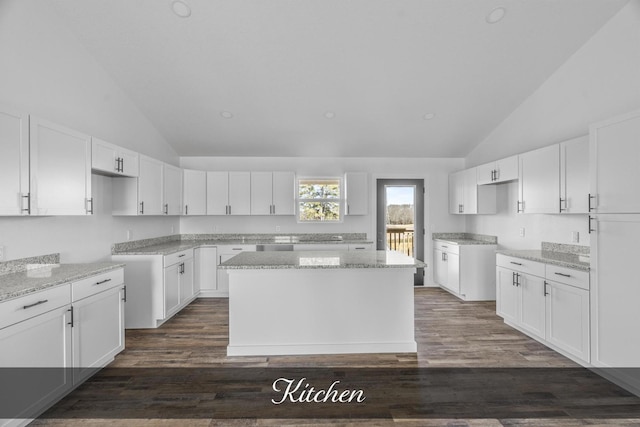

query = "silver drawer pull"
[510, 261, 522, 266]
[554, 272, 571, 278]
[441, 245, 448, 248]
[95, 278, 112, 285]
[232, 248, 242, 250]
[23, 299, 48, 310]
[178, 254, 186, 258]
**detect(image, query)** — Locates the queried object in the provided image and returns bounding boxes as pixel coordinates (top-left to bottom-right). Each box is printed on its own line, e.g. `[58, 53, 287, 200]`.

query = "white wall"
[180, 156, 466, 284]
[0, 0, 179, 263]
[464, 0, 640, 250]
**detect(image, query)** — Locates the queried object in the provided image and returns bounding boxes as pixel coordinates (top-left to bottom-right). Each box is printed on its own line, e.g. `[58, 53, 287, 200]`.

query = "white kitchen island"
[220, 250, 425, 356]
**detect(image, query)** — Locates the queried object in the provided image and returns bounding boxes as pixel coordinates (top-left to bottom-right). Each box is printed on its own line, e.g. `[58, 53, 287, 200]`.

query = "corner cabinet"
[0, 106, 29, 215]
[29, 117, 92, 216]
[250, 171, 295, 215]
[449, 167, 496, 214]
[496, 254, 590, 364]
[345, 172, 368, 215]
[112, 155, 164, 215]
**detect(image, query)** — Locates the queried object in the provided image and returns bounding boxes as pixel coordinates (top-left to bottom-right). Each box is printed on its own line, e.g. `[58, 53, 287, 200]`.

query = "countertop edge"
[496, 251, 589, 272]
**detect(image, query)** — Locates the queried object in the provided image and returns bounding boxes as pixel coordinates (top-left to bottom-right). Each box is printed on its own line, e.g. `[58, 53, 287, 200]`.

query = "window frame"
[296, 176, 344, 223]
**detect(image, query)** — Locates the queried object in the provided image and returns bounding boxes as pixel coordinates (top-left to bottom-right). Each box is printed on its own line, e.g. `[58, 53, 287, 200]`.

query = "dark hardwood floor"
[33, 287, 640, 426]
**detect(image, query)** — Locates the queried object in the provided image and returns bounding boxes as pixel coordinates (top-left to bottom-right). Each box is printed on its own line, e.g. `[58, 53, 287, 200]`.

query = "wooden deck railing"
[386, 227, 414, 257]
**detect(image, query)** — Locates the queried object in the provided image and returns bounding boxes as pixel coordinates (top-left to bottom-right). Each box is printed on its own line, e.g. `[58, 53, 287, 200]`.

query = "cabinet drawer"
[164, 249, 193, 267]
[434, 241, 459, 255]
[545, 264, 589, 290]
[0, 284, 71, 330]
[348, 243, 374, 251]
[496, 254, 545, 277]
[72, 268, 124, 302]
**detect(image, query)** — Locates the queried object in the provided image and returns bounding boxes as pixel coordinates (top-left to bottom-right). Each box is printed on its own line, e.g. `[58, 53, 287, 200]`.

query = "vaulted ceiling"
[50, 0, 628, 157]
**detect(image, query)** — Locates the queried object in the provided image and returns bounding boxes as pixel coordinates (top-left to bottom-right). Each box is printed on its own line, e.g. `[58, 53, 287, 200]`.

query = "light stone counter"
[0, 263, 125, 302]
[219, 250, 426, 270]
[496, 249, 589, 272]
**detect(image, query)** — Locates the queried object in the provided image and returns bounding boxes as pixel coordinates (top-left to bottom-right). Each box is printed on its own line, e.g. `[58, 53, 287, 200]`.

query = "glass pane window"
[297, 178, 342, 222]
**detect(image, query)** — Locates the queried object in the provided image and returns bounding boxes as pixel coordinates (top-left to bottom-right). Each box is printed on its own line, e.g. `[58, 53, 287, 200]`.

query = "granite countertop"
[497, 250, 590, 272]
[112, 237, 374, 256]
[219, 250, 427, 270]
[434, 238, 497, 245]
[432, 232, 498, 246]
[0, 263, 124, 302]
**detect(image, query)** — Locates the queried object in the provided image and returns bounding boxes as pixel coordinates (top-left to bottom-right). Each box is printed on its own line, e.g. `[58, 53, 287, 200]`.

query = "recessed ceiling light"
[486, 7, 506, 24]
[324, 111, 335, 119]
[423, 113, 436, 120]
[171, 0, 191, 18]
[220, 111, 233, 119]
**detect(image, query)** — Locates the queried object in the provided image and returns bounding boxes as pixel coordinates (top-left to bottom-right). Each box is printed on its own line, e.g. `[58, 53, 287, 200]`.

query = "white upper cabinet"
[560, 135, 589, 214]
[183, 169, 207, 215]
[250, 171, 295, 215]
[590, 110, 640, 214]
[0, 107, 29, 215]
[30, 117, 92, 215]
[163, 163, 182, 216]
[206, 171, 251, 215]
[477, 155, 519, 185]
[449, 167, 496, 214]
[345, 172, 368, 215]
[136, 155, 164, 215]
[91, 137, 139, 177]
[518, 145, 560, 214]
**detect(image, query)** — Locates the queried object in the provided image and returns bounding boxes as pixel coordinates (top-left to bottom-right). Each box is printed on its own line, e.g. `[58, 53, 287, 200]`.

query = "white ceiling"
[50, 0, 628, 158]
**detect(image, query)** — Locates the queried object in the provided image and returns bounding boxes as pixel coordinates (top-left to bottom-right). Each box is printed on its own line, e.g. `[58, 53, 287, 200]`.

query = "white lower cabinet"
[496, 254, 590, 363]
[433, 240, 497, 301]
[113, 250, 195, 328]
[216, 245, 256, 296]
[0, 268, 125, 427]
[195, 247, 220, 297]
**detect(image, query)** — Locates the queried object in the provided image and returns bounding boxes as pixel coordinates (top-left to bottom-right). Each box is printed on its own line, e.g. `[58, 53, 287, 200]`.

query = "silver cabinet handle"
[544, 281, 549, 296]
[516, 200, 523, 213]
[588, 193, 596, 212]
[68, 306, 74, 328]
[95, 278, 112, 285]
[23, 299, 48, 310]
[554, 272, 571, 278]
[86, 198, 94, 214]
[185, 205, 188, 215]
[21, 193, 31, 214]
[178, 254, 186, 258]
[164, 204, 169, 215]
[510, 261, 522, 266]
[140, 201, 144, 215]
[559, 198, 566, 212]
[588, 216, 595, 234]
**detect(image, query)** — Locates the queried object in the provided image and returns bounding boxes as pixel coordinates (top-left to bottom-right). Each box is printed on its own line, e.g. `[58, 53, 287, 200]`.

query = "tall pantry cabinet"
[589, 109, 640, 371]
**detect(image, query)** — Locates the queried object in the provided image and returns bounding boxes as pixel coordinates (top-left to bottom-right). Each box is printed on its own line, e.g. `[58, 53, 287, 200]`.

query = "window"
[297, 178, 342, 222]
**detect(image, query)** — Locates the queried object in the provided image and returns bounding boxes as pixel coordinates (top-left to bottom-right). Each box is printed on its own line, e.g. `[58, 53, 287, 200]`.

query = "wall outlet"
[275, 226, 281, 232]
[126, 230, 132, 241]
[171, 226, 175, 234]
[0, 245, 4, 261]
[519, 227, 525, 237]
[571, 231, 579, 243]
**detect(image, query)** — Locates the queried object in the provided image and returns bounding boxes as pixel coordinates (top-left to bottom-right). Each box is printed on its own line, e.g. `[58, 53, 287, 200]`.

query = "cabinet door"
[0, 107, 29, 215]
[228, 172, 251, 215]
[119, 147, 139, 177]
[179, 258, 194, 304]
[519, 145, 560, 214]
[163, 164, 183, 215]
[445, 252, 460, 294]
[72, 286, 125, 383]
[476, 162, 495, 185]
[448, 171, 464, 214]
[206, 171, 229, 215]
[462, 168, 478, 214]
[496, 267, 518, 323]
[91, 137, 119, 175]
[272, 171, 295, 215]
[183, 169, 207, 215]
[518, 273, 546, 339]
[560, 136, 589, 214]
[250, 171, 273, 215]
[345, 172, 368, 215]
[163, 263, 181, 318]
[138, 155, 164, 215]
[546, 280, 590, 362]
[195, 247, 218, 293]
[433, 248, 447, 285]
[590, 214, 640, 367]
[590, 110, 640, 213]
[495, 155, 518, 182]
[0, 306, 72, 420]
[30, 117, 92, 215]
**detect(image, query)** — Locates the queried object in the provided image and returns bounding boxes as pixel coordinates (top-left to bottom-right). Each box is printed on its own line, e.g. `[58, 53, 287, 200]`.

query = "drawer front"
[218, 245, 256, 255]
[496, 254, 545, 277]
[72, 268, 124, 302]
[164, 249, 193, 267]
[434, 241, 459, 255]
[0, 284, 71, 330]
[348, 243, 374, 251]
[545, 264, 589, 290]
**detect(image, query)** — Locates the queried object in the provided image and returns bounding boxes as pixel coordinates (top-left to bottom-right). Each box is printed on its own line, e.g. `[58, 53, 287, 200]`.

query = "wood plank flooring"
[33, 287, 640, 426]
